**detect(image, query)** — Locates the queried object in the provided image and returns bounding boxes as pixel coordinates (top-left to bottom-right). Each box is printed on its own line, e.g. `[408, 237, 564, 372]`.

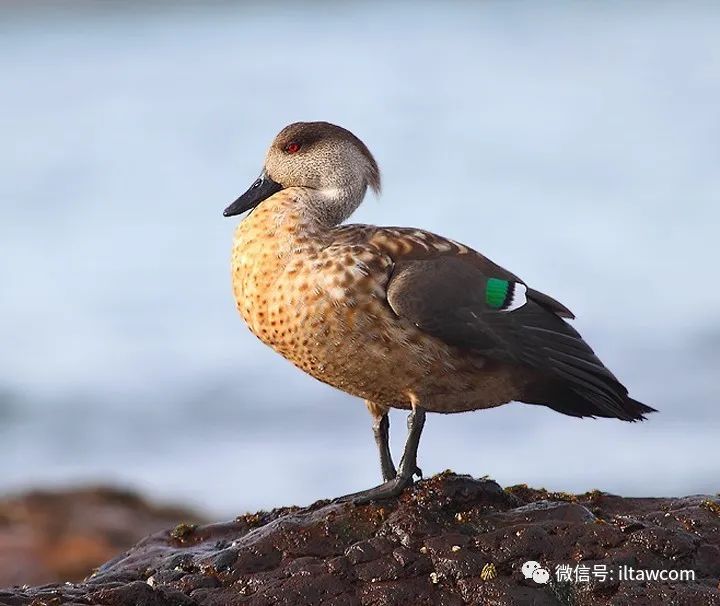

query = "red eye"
[285, 141, 301, 154]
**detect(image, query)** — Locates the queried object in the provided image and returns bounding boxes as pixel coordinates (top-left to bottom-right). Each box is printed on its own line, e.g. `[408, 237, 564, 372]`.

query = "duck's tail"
[522, 380, 657, 421]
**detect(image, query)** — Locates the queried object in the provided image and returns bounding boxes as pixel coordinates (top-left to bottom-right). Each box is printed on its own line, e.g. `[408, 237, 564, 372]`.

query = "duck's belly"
[239, 264, 523, 413]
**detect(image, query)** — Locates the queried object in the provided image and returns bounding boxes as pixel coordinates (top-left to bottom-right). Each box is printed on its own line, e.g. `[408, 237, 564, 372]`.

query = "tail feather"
[507, 304, 657, 421]
[523, 380, 657, 421]
[627, 396, 658, 417]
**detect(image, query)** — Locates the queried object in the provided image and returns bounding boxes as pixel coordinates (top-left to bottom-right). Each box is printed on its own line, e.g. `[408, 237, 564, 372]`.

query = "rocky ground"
[0, 486, 204, 587]
[1, 472, 719, 605]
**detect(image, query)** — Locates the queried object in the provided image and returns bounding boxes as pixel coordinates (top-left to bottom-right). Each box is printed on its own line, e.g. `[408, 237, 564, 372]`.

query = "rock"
[1, 472, 719, 605]
[0, 486, 204, 587]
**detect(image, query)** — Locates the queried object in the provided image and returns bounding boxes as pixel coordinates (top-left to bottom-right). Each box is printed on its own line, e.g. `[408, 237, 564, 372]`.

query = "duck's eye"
[285, 142, 301, 154]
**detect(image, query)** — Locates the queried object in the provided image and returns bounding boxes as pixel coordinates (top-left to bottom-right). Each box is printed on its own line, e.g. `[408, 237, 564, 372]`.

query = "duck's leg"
[367, 401, 396, 482]
[338, 404, 426, 504]
[397, 405, 425, 480]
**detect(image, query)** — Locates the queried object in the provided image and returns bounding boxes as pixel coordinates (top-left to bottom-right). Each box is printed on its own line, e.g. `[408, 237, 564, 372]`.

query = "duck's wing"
[365, 226, 575, 318]
[378, 229, 654, 421]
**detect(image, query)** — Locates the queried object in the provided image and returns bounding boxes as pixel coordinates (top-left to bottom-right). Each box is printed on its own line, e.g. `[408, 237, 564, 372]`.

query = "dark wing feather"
[386, 257, 501, 352]
[526, 288, 575, 319]
[386, 256, 655, 421]
[369, 226, 575, 319]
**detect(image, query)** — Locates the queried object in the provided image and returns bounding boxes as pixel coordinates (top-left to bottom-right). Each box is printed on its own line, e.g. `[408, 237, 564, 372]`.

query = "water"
[1, 1, 718, 517]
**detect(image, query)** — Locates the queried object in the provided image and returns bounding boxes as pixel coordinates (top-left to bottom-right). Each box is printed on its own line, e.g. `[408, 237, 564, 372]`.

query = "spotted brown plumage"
[225, 121, 656, 502]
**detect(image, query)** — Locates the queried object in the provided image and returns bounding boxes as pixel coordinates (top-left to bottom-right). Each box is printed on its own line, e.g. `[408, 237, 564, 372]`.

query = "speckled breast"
[231, 195, 522, 411]
[232, 209, 430, 406]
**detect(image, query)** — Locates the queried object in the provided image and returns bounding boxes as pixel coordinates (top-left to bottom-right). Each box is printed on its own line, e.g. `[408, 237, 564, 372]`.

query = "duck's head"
[224, 121, 381, 226]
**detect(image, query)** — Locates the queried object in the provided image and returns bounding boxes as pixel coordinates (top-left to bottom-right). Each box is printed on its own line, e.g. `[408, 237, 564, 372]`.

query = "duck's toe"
[335, 475, 414, 505]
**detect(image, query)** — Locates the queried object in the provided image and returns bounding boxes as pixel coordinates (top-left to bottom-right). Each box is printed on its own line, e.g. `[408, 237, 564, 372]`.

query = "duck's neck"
[302, 182, 367, 227]
[236, 185, 366, 246]
[234, 189, 330, 261]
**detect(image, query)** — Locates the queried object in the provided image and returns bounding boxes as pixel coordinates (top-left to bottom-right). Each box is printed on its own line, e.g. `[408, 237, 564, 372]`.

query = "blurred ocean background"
[1, 1, 718, 517]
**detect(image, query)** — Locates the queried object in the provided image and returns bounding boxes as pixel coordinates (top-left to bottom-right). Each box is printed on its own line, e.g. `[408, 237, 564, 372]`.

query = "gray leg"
[338, 406, 426, 504]
[373, 413, 397, 482]
[397, 406, 425, 480]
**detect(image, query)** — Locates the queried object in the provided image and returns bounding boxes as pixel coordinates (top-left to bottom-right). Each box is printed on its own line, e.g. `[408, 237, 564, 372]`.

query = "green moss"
[240, 512, 265, 527]
[480, 562, 497, 581]
[701, 499, 720, 516]
[170, 522, 197, 541]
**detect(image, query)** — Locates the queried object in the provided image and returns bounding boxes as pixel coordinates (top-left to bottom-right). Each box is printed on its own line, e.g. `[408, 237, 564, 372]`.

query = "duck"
[223, 121, 655, 503]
